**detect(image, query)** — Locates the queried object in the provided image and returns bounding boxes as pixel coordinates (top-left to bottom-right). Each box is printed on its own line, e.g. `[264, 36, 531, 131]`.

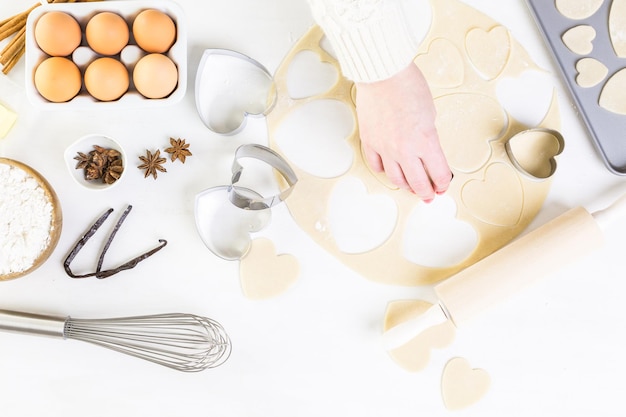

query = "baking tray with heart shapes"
[526, 0, 626, 174]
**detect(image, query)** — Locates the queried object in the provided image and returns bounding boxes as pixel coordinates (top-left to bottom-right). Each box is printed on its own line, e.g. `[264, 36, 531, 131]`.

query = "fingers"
[362, 144, 384, 173]
[425, 154, 453, 195]
[363, 144, 452, 202]
[400, 157, 436, 202]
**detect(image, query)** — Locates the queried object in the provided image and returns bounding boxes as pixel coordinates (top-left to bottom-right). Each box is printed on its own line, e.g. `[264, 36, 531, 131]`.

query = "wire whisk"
[0, 310, 231, 372]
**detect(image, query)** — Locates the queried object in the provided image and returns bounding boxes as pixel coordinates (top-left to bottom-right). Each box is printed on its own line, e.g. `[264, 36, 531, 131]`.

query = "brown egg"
[34, 11, 82, 56]
[84, 57, 129, 101]
[86, 12, 129, 55]
[34, 57, 82, 103]
[132, 9, 176, 53]
[133, 53, 178, 99]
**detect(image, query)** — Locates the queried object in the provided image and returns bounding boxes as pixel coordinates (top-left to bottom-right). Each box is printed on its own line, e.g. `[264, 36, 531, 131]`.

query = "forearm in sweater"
[306, 0, 420, 83]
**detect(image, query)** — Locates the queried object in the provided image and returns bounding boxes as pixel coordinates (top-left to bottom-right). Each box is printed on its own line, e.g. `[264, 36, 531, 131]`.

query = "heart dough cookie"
[610, 0, 626, 57]
[461, 163, 524, 227]
[415, 38, 465, 88]
[599, 68, 626, 114]
[575, 57, 608, 88]
[556, 0, 603, 19]
[466, 26, 511, 80]
[441, 357, 491, 410]
[562, 25, 596, 55]
[239, 238, 299, 300]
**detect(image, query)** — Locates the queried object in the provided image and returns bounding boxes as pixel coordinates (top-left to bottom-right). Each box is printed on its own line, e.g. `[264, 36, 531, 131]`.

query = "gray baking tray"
[526, 0, 626, 175]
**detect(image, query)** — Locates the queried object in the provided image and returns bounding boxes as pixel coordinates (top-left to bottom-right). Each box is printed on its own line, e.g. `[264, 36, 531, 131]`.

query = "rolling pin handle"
[592, 193, 626, 232]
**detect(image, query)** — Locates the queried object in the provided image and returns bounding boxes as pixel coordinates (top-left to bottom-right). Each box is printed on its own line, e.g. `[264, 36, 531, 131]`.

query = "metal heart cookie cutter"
[195, 49, 276, 135]
[194, 144, 297, 260]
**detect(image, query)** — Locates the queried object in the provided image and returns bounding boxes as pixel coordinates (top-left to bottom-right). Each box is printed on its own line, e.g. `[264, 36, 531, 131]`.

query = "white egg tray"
[24, 0, 187, 110]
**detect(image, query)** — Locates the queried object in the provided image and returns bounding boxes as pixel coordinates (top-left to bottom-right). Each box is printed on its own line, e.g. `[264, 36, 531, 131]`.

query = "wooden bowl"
[0, 158, 63, 281]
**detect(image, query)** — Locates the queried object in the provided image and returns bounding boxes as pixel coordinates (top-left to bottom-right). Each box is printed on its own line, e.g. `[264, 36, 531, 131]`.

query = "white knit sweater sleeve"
[306, 0, 419, 83]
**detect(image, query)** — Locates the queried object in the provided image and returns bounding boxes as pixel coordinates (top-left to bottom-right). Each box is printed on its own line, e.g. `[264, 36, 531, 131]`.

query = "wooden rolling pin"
[383, 193, 626, 350]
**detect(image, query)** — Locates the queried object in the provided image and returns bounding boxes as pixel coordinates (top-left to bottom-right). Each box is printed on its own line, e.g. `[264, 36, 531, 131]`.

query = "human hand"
[355, 62, 452, 202]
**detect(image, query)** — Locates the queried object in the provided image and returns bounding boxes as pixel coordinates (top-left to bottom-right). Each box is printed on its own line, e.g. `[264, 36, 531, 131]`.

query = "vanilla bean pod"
[64, 205, 167, 279]
[64, 208, 114, 278]
[95, 240, 168, 279]
[95, 205, 133, 273]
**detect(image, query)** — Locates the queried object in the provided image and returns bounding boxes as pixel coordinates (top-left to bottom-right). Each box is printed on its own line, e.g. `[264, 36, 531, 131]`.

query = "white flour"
[0, 163, 53, 275]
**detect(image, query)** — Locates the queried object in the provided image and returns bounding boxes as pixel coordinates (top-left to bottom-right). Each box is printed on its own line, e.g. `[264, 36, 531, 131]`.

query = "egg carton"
[24, 0, 187, 110]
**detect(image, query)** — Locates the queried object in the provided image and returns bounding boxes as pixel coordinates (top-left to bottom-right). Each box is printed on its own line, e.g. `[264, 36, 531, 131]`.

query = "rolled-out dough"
[267, 0, 561, 286]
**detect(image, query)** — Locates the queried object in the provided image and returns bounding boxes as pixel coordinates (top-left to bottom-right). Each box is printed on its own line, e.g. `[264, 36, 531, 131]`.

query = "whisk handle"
[0, 310, 67, 338]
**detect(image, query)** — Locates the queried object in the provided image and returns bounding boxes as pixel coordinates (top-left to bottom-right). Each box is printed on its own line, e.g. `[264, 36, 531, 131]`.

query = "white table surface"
[2, 1, 626, 416]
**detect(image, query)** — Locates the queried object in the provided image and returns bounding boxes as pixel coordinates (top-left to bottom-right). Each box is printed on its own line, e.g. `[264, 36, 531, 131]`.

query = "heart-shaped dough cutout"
[599, 68, 626, 114]
[461, 163, 524, 227]
[435, 93, 507, 173]
[562, 25, 596, 55]
[328, 177, 398, 254]
[575, 57, 608, 88]
[384, 300, 456, 372]
[195, 50, 275, 134]
[496, 70, 555, 127]
[239, 238, 299, 300]
[403, 195, 477, 268]
[610, 0, 626, 57]
[274, 99, 354, 178]
[441, 357, 491, 410]
[557, 0, 603, 20]
[466, 26, 511, 80]
[286, 50, 339, 99]
[415, 38, 465, 88]
[506, 129, 564, 179]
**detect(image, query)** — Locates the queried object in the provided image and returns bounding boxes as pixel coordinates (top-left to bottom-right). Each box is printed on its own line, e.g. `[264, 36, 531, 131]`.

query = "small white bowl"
[64, 134, 127, 190]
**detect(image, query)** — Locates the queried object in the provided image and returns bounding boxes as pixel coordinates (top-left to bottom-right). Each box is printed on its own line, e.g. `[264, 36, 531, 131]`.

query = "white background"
[2, 0, 626, 416]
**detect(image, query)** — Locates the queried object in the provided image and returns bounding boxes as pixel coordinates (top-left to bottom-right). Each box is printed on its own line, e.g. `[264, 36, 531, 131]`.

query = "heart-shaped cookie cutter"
[504, 127, 565, 180]
[194, 144, 297, 260]
[195, 49, 277, 135]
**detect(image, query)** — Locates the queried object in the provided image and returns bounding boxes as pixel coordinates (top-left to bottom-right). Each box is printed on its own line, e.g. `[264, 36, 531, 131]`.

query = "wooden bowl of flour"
[0, 158, 63, 281]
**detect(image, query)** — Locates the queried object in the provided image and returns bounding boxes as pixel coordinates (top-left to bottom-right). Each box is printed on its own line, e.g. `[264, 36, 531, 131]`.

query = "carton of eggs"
[24, 0, 187, 109]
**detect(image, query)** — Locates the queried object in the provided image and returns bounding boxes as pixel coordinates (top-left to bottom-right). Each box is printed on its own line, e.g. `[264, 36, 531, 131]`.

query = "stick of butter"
[0, 102, 17, 139]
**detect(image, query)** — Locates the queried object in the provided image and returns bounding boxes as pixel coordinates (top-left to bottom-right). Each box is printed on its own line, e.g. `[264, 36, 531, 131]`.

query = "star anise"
[164, 137, 192, 163]
[74, 152, 92, 170]
[138, 149, 167, 179]
[104, 158, 124, 184]
[74, 145, 124, 184]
